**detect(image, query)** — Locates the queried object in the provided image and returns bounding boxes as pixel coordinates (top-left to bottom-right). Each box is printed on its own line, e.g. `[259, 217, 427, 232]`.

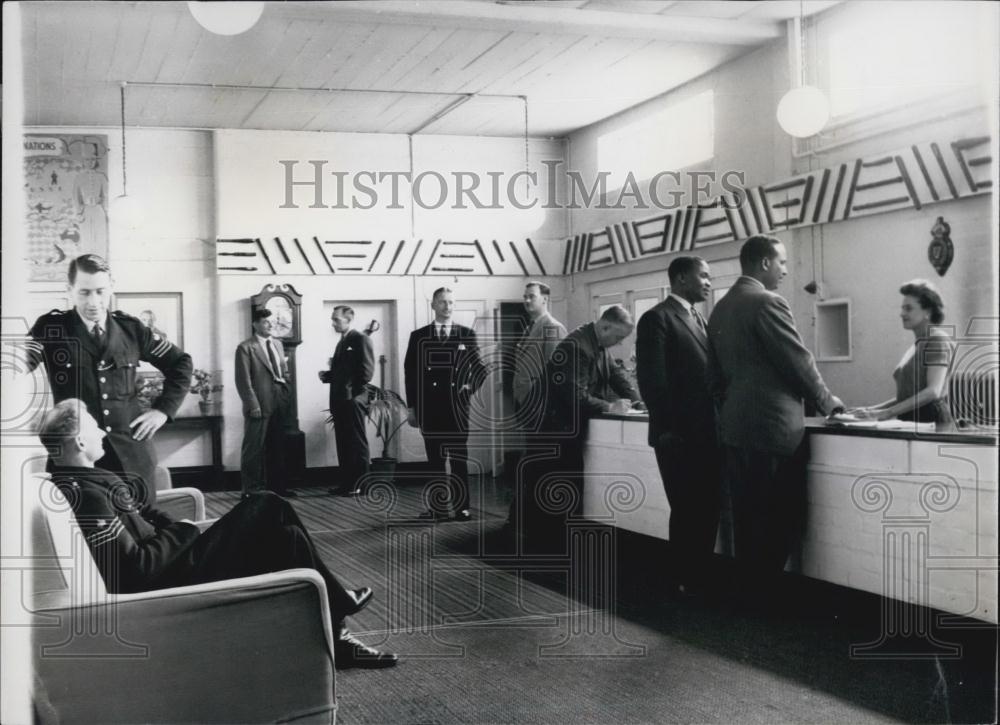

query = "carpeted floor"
[204, 482, 997, 724]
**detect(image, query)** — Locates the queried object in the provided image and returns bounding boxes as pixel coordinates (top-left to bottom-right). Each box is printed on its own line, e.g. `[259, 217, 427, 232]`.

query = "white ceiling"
[19, 0, 838, 137]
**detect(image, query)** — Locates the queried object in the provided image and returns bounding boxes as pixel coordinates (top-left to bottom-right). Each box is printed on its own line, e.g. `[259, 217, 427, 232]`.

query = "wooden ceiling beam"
[298, 1, 781, 45]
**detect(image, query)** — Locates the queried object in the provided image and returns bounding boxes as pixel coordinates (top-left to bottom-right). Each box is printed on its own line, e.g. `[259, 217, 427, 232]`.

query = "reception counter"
[581, 414, 998, 623]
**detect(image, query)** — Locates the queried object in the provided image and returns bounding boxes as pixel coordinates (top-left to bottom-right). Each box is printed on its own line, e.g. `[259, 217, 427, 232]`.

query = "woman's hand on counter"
[852, 406, 893, 421]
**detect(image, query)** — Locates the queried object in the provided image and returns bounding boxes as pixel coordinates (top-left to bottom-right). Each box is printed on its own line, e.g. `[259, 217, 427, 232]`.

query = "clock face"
[265, 296, 294, 338]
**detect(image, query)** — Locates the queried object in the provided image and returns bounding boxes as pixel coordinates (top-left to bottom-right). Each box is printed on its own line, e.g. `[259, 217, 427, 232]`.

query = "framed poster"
[24, 133, 109, 283]
[114, 292, 184, 360]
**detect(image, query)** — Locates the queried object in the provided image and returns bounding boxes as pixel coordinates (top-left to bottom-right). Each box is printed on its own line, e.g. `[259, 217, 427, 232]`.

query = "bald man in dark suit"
[707, 235, 843, 599]
[636, 256, 720, 596]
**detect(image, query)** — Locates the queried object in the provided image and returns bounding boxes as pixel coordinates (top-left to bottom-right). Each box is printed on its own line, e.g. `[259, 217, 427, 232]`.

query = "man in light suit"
[636, 256, 720, 596]
[320, 305, 375, 496]
[707, 235, 843, 598]
[506, 281, 566, 529]
[404, 287, 487, 522]
[512, 282, 567, 424]
[235, 307, 294, 497]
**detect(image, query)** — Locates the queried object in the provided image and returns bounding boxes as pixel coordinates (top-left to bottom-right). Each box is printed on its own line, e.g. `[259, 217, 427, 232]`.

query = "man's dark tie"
[692, 308, 707, 335]
[92, 323, 104, 348]
[267, 340, 283, 381]
[438, 325, 446, 341]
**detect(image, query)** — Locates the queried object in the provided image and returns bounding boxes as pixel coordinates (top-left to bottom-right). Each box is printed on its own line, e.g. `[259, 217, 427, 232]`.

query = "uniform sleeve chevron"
[85, 518, 124, 547]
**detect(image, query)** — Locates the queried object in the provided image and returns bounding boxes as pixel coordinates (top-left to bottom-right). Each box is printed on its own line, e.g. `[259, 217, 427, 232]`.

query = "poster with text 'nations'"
[24, 134, 108, 283]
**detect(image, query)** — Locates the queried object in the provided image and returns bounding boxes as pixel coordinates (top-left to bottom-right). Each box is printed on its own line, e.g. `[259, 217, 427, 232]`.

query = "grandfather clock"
[250, 284, 306, 486]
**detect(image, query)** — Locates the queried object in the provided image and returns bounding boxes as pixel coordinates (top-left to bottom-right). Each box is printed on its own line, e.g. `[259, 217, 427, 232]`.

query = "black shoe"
[329, 486, 360, 497]
[342, 587, 373, 617]
[334, 631, 398, 670]
[283, 490, 298, 498]
[418, 509, 450, 521]
[453, 509, 472, 522]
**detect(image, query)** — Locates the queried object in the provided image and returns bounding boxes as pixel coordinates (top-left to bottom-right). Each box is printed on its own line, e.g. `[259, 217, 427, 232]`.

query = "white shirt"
[76, 310, 107, 335]
[668, 293, 695, 315]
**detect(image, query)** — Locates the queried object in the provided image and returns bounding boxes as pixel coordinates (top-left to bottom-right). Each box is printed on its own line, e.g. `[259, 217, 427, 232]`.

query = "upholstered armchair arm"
[156, 488, 205, 521]
[155, 486, 206, 521]
[33, 569, 337, 725]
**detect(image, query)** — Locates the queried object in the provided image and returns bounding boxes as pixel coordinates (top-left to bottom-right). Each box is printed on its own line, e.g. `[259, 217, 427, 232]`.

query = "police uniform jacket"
[50, 465, 200, 593]
[27, 309, 193, 491]
[403, 322, 487, 432]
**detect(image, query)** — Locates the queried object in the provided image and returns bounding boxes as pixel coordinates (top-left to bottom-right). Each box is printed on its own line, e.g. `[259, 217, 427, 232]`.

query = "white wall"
[216, 273, 566, 471]
[25, 125, 570, 472]
[560, 3, 997, 408]
[24, 126, 218, 467]
[212, 129, 569, 471]
[26, 0, 996, 468]
[214, 129, 567, 241]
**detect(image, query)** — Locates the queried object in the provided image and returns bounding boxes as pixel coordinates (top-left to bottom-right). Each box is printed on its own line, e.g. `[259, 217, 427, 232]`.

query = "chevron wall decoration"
[562, 135, 993, 274]
[216, 135, 991, 277]
[216, 236, 556, 276]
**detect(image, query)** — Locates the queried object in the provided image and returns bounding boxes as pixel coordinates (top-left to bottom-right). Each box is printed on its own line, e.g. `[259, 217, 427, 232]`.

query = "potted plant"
[326, 383, 409, 477]
[190, 368, 224, 416]
[135, 372, 165, 411]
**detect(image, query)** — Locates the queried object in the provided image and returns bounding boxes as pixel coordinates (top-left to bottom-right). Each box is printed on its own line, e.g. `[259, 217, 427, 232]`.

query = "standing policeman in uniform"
[25, 254, 192, 502]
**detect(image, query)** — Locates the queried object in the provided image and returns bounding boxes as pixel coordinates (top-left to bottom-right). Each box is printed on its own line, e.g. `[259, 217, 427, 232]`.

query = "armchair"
[29, 478, 337, 724]
[152, 464, 207, 522]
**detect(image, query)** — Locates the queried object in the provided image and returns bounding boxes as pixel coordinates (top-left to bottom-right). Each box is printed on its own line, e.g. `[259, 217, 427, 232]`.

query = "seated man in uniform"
[37, 398, 398, 670]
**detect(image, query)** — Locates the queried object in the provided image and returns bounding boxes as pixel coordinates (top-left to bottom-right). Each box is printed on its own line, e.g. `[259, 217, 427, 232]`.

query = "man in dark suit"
[529, 305, 643, 538]
[26, 254, 192, 503]
[636, 256, 720, 595]
[320, 305, 374, 496]
[404, 287, 487, 522]
[235, 307, 294, 497]
[707, 235, 843, 599]
[39, 399, 397, 669]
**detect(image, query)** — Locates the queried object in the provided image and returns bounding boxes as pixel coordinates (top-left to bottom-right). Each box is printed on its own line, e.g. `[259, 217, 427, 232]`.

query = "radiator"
[949, 372, 998, 428]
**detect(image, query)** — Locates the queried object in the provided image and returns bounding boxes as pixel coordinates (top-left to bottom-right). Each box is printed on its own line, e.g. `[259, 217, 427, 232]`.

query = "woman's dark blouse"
[892, 331, 954, 424]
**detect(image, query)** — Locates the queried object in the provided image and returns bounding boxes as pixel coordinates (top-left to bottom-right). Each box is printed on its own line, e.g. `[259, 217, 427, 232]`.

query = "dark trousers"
[422, 431, 470, 513]
[241, 385, 291, 494]
[505, 397, 546, 526]
[163, 493, 356, 621]
[519, 435, 584, 545]
[331, 398, 370, 491]
[654, 433, 721, 588]
[724, 442, 809, 590]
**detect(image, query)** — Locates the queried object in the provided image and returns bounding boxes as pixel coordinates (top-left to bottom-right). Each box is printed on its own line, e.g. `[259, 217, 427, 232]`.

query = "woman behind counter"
[853, 279, 954, 427]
